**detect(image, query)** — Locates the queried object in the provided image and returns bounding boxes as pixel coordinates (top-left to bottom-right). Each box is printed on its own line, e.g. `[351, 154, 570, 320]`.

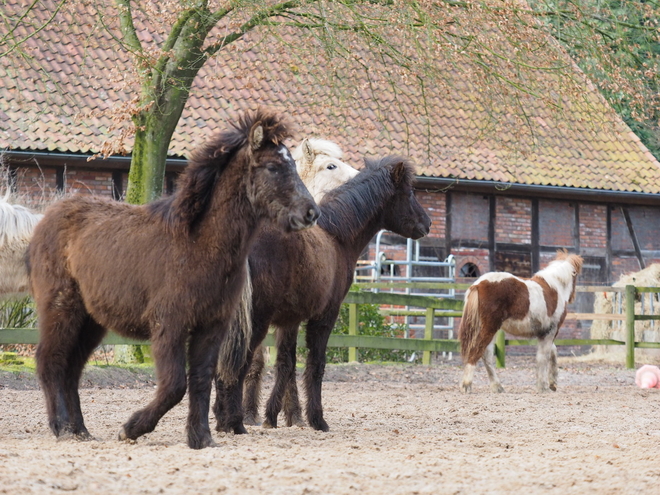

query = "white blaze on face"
[278, 145, 294, 164]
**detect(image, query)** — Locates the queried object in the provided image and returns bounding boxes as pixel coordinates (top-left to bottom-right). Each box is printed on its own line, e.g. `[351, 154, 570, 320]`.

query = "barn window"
[459, 262, 480, 278]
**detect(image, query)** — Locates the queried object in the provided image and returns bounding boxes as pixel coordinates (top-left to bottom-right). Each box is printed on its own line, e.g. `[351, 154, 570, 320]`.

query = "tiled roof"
[2, 1, 660, 194]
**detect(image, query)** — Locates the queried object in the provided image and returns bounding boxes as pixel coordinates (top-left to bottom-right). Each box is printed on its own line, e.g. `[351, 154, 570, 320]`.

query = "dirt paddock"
[1, 357, 659, 494]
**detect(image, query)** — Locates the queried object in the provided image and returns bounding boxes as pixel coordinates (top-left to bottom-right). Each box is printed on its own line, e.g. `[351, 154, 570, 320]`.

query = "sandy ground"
[1, 357, 659, 494]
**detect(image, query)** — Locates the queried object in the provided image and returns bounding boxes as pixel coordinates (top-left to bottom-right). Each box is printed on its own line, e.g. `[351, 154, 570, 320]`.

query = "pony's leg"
[460, 321, 501, 393]
[549, 343, 559, 391]
[283, 369, 305, 427]
[460, 364, 476, 393]
[35, 289, 91, 439]
[482, 341, 504, 393]
[213, 347, 254, 435]
[61, 315, 107, 438]
[119, 330, 188, 444]
[303, 317, 334, 432]
[263, 323, 299, 429]
[535, 335, 555, 393]
[243, 345, 265, 426]
[212, 376, 229, 431]
[186, 324, 228, 449]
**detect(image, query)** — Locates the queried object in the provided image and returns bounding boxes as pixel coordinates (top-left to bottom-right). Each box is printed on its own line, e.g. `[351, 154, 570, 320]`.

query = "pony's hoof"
[233, 424, 248, 435]
[491, 384, 505, 393]
[286, 417, 306, 428]
[262, 419, 276, 429]
[310, 418, 329, 432]
[118, 427, 137, 444]
[460, 383, 472, 393]
[243, 415, 262, 426]
[74, 430, 94, 441]
[549, 384, 557, 391]
[189, 436, 217, 449]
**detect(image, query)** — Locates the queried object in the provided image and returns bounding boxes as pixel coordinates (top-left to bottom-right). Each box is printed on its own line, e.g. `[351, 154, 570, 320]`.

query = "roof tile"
[2, 0, 660, 194]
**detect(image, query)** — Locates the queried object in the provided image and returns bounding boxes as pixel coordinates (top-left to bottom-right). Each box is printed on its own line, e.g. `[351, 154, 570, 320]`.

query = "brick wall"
[495, 196, 531, 244]
[450, 192, 489, 242]
[12, 166, 60, 208]
[539, 200, 575, 247]
[416, 190, 445, 240]
[628, 206, 660, 251]
[579, 204, 607, 250]
[64, 169, 114, 197]
[611, 256, 642, 280]
[452, 247, 489, 280]
[611, 207, 635, 251]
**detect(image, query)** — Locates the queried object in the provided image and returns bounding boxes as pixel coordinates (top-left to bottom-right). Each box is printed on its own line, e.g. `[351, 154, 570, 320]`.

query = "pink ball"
[635, 365, 660, 389]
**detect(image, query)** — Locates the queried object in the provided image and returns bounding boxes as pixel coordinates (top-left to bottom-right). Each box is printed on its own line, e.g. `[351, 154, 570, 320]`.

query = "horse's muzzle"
[410, 219, 431, 239]
[288, 204, 320, 232]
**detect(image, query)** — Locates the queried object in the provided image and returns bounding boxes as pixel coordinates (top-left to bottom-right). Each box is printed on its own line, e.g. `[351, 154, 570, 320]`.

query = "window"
[459, 262, 480, 278]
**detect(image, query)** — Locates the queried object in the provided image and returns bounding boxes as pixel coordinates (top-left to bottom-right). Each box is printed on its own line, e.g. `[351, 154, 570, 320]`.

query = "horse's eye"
[327, 164, 337, 170]
[266, 164, 279, 173]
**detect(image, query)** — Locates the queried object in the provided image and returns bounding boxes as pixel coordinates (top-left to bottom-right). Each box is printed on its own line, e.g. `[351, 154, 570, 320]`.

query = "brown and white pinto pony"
[459, 250, 583, 393]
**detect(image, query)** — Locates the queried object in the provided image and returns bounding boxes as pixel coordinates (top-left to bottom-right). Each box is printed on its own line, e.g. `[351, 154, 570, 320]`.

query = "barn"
[2, 1, 660, 347]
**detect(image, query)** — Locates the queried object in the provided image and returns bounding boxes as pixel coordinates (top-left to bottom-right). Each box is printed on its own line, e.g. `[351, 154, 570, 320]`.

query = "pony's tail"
[217, 263, 253, 385]
[459, 286, 482, 364]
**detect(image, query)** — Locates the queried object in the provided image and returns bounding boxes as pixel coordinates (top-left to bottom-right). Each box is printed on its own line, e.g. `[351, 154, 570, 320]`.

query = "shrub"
[296, 289, 410, 363]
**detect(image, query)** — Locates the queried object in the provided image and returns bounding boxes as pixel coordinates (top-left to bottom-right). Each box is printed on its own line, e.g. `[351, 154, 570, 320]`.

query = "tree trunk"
[112, 8, 221, 363]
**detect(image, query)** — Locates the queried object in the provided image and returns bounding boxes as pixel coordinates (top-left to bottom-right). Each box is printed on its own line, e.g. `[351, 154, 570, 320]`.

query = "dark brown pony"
[27, 110, 319, 449]
[214, 155, 431, 434]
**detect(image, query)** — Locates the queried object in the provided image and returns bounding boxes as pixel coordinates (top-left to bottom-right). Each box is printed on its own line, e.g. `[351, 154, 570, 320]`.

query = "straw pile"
[591, 264, 660, 363]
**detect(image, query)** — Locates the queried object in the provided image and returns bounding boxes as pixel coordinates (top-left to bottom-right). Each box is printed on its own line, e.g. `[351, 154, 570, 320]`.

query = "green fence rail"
[3, 284, 660, 368]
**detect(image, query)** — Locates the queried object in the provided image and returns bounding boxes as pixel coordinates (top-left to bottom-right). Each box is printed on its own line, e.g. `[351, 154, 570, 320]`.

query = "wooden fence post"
[625, 284, 636, 369]
[495, 329, 506, 368]
[422, 307, 435, 365]
[348, 303, 358, 363]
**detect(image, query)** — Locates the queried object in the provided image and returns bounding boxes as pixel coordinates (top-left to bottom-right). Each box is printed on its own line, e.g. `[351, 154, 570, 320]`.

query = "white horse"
[0, 192, 43, 295]
[459, 250, 583, 393]
[292, 138, 358, 201]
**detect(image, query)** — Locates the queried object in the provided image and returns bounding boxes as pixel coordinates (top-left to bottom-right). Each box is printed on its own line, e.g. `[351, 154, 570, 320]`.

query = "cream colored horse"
[292, 138, 358, 201]
[0, 191, 43, 295]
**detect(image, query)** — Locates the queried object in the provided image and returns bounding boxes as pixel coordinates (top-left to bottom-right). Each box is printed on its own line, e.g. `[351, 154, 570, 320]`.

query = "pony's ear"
[392, 160, 407, 184]
[302, 139, 314, 164]
[249, 123, 264, 151]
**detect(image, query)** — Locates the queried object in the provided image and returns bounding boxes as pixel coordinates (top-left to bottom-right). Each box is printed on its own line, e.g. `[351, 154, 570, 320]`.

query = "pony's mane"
[149, 109, 292, 232]
[554, 248, 584, 273]
[291, 138, 343, 162]
[0, 197, 43, 248]
[537, 249, 584, 287]
[318, 155, 415, 241]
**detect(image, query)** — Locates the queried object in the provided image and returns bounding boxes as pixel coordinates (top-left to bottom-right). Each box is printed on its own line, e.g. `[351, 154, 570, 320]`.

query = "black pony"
[215, 155, 431, 433]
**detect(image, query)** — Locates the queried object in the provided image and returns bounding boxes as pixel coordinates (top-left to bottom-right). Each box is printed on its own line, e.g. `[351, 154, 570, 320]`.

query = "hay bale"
[591, 264, 660, 363]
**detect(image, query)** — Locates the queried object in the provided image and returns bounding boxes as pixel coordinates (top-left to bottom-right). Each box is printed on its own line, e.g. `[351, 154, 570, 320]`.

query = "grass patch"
[0, 353, 35, 373]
